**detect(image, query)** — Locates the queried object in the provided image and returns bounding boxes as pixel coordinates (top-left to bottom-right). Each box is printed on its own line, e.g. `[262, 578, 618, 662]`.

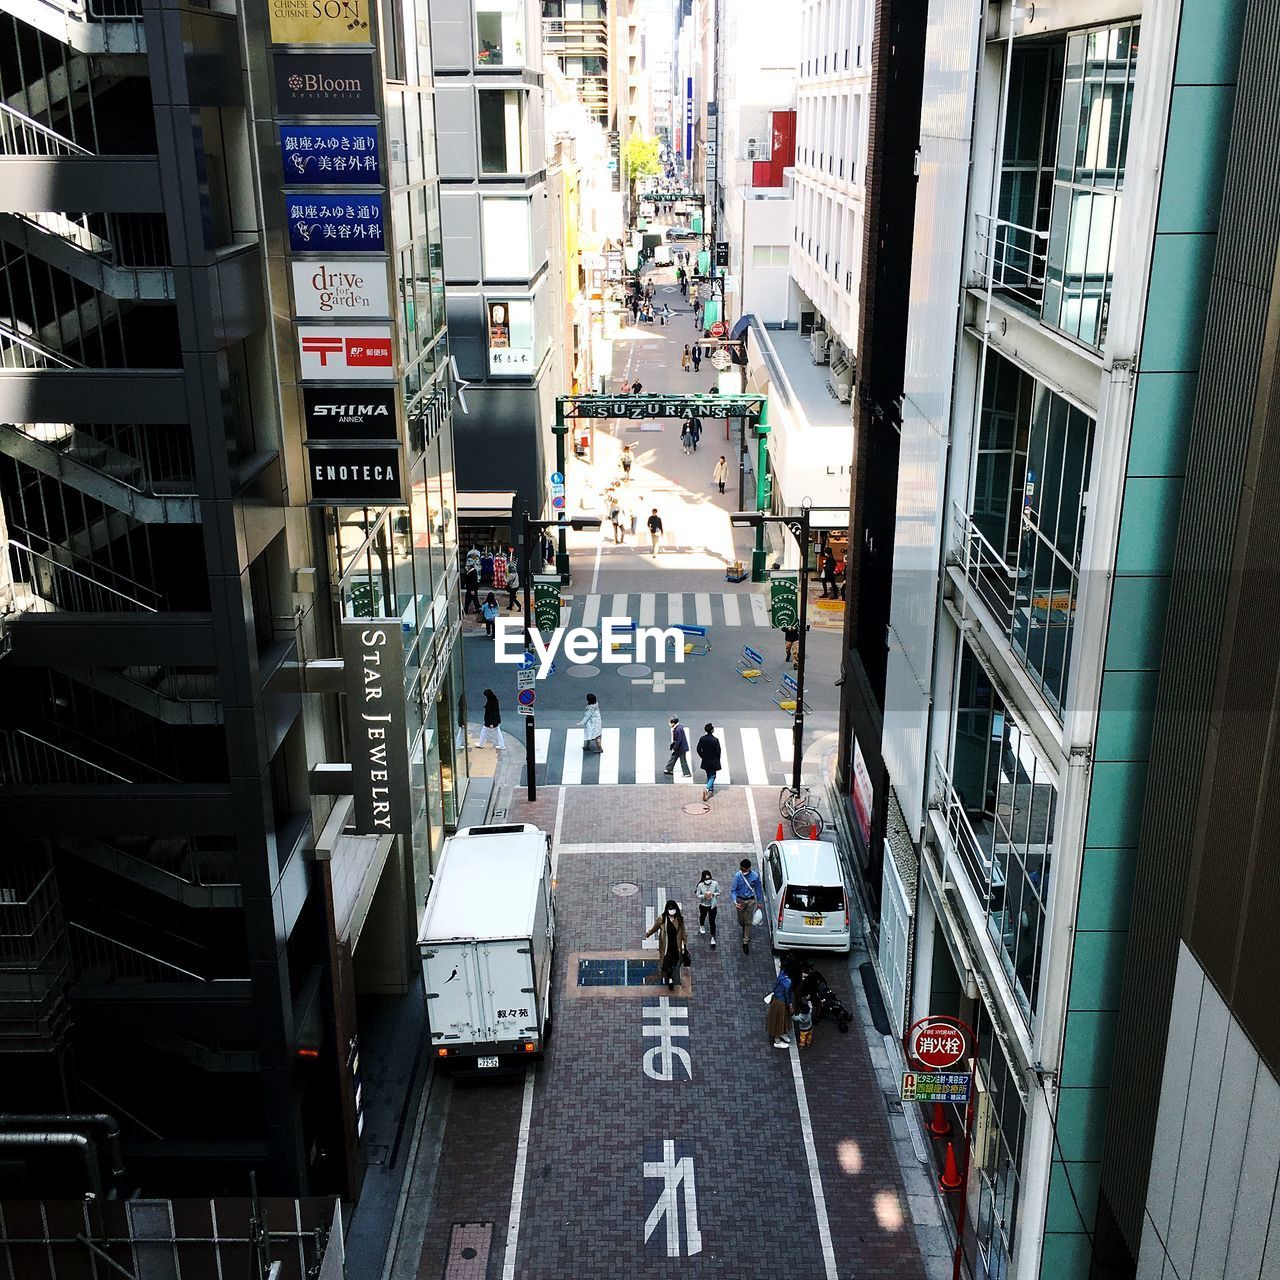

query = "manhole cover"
[566, 664, 601, 678]
[617, 663, 652, 677]
[612, 882, 640, 896]
[682, 801, 710, 815]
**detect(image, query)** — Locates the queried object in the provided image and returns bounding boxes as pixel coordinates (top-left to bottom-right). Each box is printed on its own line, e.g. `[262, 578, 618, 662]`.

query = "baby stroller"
[803, 966, 851, 1034]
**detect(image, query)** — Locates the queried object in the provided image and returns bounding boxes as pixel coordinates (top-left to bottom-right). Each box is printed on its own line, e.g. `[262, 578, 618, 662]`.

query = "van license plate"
[803, 915, 823, 926]
[477, 1056, 499, 1069]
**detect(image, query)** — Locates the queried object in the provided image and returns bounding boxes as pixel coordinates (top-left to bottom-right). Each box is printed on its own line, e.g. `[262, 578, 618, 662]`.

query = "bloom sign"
[905, 1016, 971, 1072]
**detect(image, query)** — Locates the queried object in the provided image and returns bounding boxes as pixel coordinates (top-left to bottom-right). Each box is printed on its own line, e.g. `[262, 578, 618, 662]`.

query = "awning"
[729, 313, 754, 341]
[456, 490, 515, 522]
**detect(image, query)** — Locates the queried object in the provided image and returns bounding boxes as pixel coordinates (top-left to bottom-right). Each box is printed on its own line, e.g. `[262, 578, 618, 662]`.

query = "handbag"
[682, 948, 692, 967]
[752, 907, 763, 926]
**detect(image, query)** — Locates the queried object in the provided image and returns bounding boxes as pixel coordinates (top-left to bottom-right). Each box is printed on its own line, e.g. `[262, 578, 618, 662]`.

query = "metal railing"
[973, 212, 1049, 311]
[0, 728, 130, 784]
[11, 210, 172, 270]
[6, 537, 162, 613]
[0, 101, 92, 157]
[82, 836, 240, 889]
[952, 504, 1019, 635]
[932, 753, 995, 915]
[118, 666, 220, 703]
[0, 319, 82, 370]
[68, 922, 207, 984]
[7, 422, 197, 497]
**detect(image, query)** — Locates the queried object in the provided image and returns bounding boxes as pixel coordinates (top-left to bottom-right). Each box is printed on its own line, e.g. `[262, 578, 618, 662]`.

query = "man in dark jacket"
[463, 563, 480, 614]
[696, 722, 722, 801]
[688, 414, 703, 452]
[664, 716, 690, 778]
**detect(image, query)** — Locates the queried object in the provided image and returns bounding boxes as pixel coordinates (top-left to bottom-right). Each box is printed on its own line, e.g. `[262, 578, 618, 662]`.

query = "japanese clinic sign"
[280, 125, 381, 185]
[286, 195, 384, 252]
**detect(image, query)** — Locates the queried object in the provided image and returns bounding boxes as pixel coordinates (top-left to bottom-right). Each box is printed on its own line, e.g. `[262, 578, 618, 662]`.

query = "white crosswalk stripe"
[599, 727, 621, 784]
[523, 724, 816, 787]
[722, 593, 741, 626]
[561, 728, 584, 784]
[750, 594, 769, 627]
[609, 593, 628, 621]
[639, 593, 656, 626]
[582, 594, 601, 630]
[739, 726, 769, 785]
[567, 590, 771, 629]
[694, 593, 713, 626]
[667, 593, 684, 624]
[635, 726, 656, 784]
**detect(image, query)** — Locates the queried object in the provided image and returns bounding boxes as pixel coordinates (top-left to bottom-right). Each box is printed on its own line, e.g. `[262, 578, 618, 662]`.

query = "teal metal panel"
[1127, 372, 1198, 478]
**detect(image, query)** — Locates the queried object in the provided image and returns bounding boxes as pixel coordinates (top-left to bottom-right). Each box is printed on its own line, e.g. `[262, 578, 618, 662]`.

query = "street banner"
[770, 575, 799, 628]
[534, 577, 560, 632]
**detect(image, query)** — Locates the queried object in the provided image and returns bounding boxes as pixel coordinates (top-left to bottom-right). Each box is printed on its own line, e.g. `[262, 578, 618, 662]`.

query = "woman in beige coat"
[645, 898, 689, 989]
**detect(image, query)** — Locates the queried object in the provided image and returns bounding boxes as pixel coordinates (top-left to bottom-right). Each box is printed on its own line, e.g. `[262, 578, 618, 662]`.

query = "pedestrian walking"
[713, 455, 727, 494]
[692, 344, 702, 373]
[629, 496, 641, 538]
[630, 295, 640, 324]
[694, 870, 719, 947]
[481, 592, 499, 639]
[506, 562, 520, 610]
[462, 562, 481, 614]
[621, 378, 632, 394]
[820, 546, 838, 598]
[682, 345, 692, 372]
[766, 968, 794, 1048]
[680, 421, 694, 454]
[579, 692, 603, 752]
[609, 493, 624, 543]
[696, 722, 721, 801]
[540, 532, 555, 567]
[644, 899, 688, 989]
[646, 507, 664, 554]
[477, 688, 505, 750]
[662, 304, 672, 326]
[632, 380, 644, 396]
[663, 716, 690, 777]
[689, 414, 702, 452]
[731, 857, 765, 953]
[784, 624, 799, 665]
[621, 443, 634, 481]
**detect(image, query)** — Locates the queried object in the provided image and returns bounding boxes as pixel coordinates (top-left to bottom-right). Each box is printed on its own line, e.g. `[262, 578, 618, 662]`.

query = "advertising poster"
[486, 299, 534, 375]
[291, 259, 390, 318]
[268, 0, 370, 45]
[286, 195, 384, 252]
[851, 738, 873, 849]
[280, 125, 380, 185]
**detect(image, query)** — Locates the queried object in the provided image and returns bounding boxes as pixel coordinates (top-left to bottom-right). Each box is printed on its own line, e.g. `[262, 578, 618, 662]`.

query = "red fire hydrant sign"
[905, 1016, 969, 1071]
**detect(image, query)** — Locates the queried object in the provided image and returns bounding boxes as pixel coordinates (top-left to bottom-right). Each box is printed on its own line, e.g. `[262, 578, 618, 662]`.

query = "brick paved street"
[401, 785, 939, 1280]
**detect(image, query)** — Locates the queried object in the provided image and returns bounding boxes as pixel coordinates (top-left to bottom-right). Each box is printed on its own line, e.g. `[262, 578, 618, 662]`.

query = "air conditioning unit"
[809, 327, 830, 365]
[745, 136, 760, 160]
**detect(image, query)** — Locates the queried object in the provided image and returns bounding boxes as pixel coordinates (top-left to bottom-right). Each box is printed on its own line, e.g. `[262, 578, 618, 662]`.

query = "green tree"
[622, 134, 662, 193]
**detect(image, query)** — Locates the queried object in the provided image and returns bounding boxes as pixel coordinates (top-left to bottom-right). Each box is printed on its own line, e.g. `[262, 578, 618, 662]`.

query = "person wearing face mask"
[644, 898, 689, 989]
[694, 870, 719, 948]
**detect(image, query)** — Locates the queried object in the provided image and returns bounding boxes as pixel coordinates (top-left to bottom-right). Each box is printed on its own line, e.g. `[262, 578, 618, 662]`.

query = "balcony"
[973, 212, 1047, 315]
[542, 15, 607, 55]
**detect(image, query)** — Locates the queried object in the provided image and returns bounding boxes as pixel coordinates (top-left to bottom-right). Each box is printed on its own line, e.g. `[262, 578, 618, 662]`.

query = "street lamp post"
[519, 511, 602, 802]
[732, 505, 812, 791]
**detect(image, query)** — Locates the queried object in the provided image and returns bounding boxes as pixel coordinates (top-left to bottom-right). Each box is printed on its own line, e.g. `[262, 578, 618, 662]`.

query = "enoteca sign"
[341, 618, 411, 836]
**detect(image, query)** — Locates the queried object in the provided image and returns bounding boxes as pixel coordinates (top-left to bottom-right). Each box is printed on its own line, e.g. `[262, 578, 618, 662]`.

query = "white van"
[418, 823, 554, 1073]
[761, 840, 851, 953]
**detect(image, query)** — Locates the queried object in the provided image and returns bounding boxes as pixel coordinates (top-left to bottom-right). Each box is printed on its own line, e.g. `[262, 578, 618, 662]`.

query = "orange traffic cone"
[776, 822, 785, 841]
[928, 1102, 951, 1138]
[809, 823, 819, 840]
[939, 1142, 963, 1193]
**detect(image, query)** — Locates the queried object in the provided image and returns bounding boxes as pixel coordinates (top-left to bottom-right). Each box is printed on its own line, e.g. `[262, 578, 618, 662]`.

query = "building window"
[966, 351, 1094, 718]
[481, 195, 532, 277]
[949, 641, 1055, 1024]
[478, 89, 528, 173]
[486, 298, 535, 374]
[751, 244, 789, 267]
[476, 0, 525, 66]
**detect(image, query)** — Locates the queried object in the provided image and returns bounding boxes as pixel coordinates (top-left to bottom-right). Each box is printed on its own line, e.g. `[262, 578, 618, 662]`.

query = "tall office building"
[432, 0, 557, 520]
[0, 0, 464, 1200]
[860, 0, 1246, 1275]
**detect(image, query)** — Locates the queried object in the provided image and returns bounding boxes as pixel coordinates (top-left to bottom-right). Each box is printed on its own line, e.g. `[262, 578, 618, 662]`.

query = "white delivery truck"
[417, 823, 554, 1074]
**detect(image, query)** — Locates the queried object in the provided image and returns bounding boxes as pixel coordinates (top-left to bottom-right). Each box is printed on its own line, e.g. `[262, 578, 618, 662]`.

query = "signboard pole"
[752, 401, 770, 582]
[521, 511, 537, 802]
[553, 400, 570, 584]
[952, 1021, 978, 1280]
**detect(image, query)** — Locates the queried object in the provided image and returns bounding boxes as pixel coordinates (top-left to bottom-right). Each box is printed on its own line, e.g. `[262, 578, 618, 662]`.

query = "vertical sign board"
[280, 125, 381, 185]
[274, 53, 377, 115]
[684, 78, 693, 159]
[769, 574, 798, 628]
[341, 618, 411, 836]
